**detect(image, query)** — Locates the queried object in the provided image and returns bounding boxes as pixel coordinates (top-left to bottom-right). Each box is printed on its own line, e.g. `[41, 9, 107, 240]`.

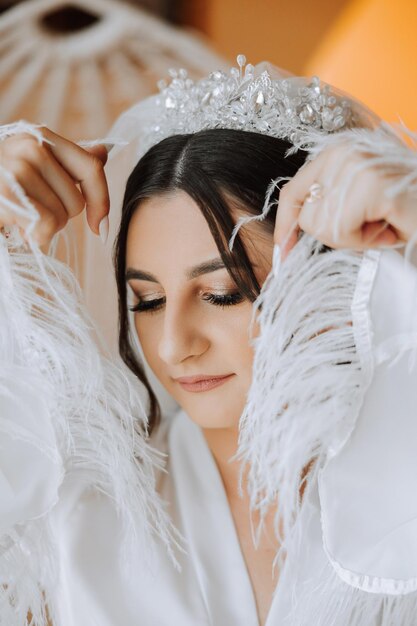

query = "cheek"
[133, 318, 159, 367]
[231, 309, 258, 359]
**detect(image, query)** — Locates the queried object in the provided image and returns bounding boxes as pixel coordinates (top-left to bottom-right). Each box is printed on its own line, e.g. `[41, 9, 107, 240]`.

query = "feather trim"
[228, 117, 417, 543]
[230, 235, 372, 550]
[0, 123, 184, 625]
[229, 117, 417, 624]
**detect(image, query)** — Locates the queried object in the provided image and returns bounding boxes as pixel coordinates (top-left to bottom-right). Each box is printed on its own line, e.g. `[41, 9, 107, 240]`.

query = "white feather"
[0, 123, 185, 625]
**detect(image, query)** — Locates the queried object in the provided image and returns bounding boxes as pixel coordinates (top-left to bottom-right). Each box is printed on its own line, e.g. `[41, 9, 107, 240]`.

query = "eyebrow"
[125, 257, 252, 283]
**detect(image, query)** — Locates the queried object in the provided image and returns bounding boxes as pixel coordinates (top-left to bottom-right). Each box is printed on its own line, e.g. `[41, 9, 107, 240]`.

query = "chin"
[164, 379, 247, 430]
[180, 405, 240, 430]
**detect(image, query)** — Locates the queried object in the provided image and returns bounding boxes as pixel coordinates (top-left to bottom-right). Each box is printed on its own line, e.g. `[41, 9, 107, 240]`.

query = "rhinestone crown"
[140, 54, 359, 155]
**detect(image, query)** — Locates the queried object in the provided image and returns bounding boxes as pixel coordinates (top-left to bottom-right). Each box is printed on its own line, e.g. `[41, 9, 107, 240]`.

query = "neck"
[201, 425, 248, 502]
[201, 424, 281, 551]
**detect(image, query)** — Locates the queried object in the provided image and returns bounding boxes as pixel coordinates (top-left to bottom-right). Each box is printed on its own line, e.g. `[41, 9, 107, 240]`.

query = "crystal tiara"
[139, 54, 362, 155]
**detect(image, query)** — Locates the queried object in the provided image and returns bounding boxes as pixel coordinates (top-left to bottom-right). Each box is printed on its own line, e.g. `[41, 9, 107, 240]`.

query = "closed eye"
[128, 291, 244, 314]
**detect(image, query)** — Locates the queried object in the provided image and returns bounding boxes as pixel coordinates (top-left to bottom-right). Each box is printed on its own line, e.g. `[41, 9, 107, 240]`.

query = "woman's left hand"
[274, 141, 417, 261]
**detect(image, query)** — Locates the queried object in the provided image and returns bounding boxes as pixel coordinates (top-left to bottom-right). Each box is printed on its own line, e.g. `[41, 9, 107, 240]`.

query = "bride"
[1, 56, 417, 626]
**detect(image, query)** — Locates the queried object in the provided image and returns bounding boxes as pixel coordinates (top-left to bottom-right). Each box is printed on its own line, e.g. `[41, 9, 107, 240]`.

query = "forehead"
[126, 190, 216, 263]
[125, 189, 272, 272]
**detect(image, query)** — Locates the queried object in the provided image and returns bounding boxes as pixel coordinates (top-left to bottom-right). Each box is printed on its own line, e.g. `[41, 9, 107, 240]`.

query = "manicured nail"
[102, 142, 115, 154]
[99, 215, 109, 244]
[273, 243, 281, 276]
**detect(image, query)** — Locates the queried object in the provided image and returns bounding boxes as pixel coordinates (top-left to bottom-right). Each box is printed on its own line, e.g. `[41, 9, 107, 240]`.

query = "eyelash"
[128, 291, 244, 314]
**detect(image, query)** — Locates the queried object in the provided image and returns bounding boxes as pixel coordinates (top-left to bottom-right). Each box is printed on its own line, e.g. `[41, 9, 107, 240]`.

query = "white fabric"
[320, 248, 417, 594]
[0, 378, 63, 535]
[47, 407, 327, 626]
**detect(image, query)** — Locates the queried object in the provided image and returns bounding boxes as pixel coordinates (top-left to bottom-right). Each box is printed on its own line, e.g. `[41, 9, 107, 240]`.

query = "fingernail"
[102, 142, 115, 154]
[99, 215, 109, 244]
[272, 243, 281, 276]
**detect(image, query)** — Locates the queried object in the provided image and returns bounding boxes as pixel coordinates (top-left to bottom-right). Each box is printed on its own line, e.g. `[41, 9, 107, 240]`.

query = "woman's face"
[125, 190, 274, 431]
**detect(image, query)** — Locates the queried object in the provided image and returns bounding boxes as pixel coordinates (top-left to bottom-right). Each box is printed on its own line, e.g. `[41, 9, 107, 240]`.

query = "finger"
[19, 150, 86, 220]
[9, 135, 89, 222]
[328, 164, 391, 248]
[360, 221, 400, 247]
[39, 128, 110, 235]
[16, 197, 67, 247]
[379, 187, 417, 242]
[8, 159, 69, 224]
[274, 182, 302, 259]
[289, 144, 366, 250]
[0, 175, 41, 228]
[297, 195, 334, 246]
[83, 144, 109, 166]
[274, 156, 324, 260]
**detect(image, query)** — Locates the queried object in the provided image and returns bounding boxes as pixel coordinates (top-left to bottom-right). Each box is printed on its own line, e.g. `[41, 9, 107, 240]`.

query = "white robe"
[48, 406, 327, 626]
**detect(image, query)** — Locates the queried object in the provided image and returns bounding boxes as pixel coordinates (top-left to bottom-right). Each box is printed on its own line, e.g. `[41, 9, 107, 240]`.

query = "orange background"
[183, 0, 417, 128]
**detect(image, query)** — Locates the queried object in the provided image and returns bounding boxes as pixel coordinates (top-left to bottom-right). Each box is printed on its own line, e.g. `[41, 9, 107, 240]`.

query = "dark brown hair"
[113, 128, 308, 435]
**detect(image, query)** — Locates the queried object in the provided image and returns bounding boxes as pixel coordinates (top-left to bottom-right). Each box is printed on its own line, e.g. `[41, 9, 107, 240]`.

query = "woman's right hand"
[0, 125, 110, 247]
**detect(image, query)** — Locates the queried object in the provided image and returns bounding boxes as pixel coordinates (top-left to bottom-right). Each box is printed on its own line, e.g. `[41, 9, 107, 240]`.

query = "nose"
[157, 303, 209, 366]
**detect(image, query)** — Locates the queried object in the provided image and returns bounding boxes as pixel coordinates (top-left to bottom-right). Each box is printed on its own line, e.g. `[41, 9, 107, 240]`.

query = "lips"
[174, 373, 235, 393]
[174, 374, 233, 384]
